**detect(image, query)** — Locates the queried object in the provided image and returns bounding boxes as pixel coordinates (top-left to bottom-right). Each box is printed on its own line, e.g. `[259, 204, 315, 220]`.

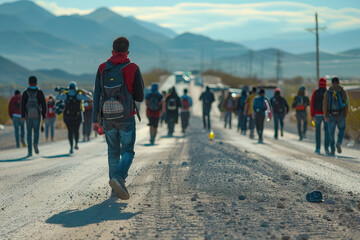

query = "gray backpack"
[100, 62, 133, 123]
[26, 90, 40, 119]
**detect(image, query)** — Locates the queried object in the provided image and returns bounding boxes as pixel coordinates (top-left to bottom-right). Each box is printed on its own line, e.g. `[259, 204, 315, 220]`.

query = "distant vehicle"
[174, 71, 190, 84]
[195, 76, 204, 87]
[208, 83, 229, 92]
[229, 88, 242, 98]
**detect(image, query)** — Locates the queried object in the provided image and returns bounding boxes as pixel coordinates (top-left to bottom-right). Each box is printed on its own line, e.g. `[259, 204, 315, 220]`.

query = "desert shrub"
[0, 96, 10, 125]
[346, 95, 360, 141]
[202, 70, 257, 88]
[143, 69, 170, 87]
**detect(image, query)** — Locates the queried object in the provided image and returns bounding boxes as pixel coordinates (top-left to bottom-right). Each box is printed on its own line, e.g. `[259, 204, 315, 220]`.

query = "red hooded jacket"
[310, 77, 327, 117]
[8, 94, 22, 118]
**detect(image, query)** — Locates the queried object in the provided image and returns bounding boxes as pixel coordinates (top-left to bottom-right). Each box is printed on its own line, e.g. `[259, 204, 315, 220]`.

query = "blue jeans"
[273, 113, 285, 138]
[296, 111, 307, 139]
[249, 115, 255, 137]
[105, 116, 136, 181]
[237, 111, 247, 132]
[224, 111, 232, 128]
[12, 116, 25, 147]
[328, 113, 346, 153]
[45, 117, 56, 140]
[26, 118, 41, 155]
[315, 115, 329, 151]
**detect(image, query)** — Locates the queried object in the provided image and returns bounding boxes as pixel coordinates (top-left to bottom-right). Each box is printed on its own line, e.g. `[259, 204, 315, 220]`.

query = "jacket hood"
[319, 77, 327, 88]
[108, 52, 130, 65]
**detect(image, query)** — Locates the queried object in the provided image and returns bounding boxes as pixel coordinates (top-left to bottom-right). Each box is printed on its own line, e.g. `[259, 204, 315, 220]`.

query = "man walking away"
[292, 86, 310, 140]
[8, 90, 26, 148]
[160, 91, 167, 126]
[83, 98, 93, 142]
[270, 88, 289, 139]
[244, 87, 257, 139]
[165, 87, 181, 137]
[252, 89, 268, 143]
[311, 77, 329, 154]
[145, 83, 163, 144]
[180, 88, 193, 133]
[45, 95, 56, 142]
[21, 76, 46, 156]
[323, 77, 349, 156]
[236, 89, 248, 134]
[56, 81, 91, 154]
[92, 36, 144, 200]
[223, 92, 235, 129]
[199, 86, 215, 130]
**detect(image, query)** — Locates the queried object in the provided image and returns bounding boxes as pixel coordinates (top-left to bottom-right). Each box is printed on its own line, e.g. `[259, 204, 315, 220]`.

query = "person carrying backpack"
[83, 97, 93, 142]
[323, 77, 349, 156]
[270, 88, 289, 139]
[244, 87, 257, 139]
[310, 77, 329, 154]
[236, 88, 248, 135]
[145, 83, 163, 144]
[45, 95, 56, 142]
[292, 86, 310, 140]
[92, 37, 144, 200]
[56, 81, 91, 154]
[199, 86, 215, 130]
[222, 92, 235, 129]
[180, 88, 193, 133]
[252, 89, 269, 143]
[8, 89, 26, 148]
[165, 87, 181, 137]
[21, 76, 46, 156]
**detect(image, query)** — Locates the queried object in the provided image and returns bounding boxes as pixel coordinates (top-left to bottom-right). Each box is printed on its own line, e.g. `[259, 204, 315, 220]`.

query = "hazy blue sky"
[1, 0, 359, 42]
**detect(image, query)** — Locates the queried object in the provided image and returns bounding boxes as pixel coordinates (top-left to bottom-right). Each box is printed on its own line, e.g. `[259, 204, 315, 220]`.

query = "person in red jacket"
[310, 77, 329, 155]
[92, 36, 144, 200]
[8, 90, 26, 148]
[45, 95, 56, 142]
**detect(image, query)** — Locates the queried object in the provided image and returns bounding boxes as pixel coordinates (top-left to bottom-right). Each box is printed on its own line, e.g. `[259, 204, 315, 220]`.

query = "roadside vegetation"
[0, 96, 9, 125]
[143, 69, 170, 87]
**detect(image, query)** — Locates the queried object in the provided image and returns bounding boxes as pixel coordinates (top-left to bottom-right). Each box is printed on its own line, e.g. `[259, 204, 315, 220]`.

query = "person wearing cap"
[292, 86, 310, 140]
[270, 88, 289, 139]
[21, 76, 47, 156]
[252, 89, 269, 143]
[145, 83, 163, 144]
[323, 77, 349, 156]
[8, 89, 26, 148]
[310, 77, 329, 154]
[56, 81, 92, 154]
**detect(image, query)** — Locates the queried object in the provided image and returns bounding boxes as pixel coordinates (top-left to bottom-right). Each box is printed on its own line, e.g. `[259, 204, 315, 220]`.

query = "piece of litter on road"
[238, 195, 246, 200]
[277, 202, 285, 209]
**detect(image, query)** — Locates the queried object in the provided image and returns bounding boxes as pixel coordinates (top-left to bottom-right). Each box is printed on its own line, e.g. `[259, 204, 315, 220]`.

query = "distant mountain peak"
[86, 7, 123, 22]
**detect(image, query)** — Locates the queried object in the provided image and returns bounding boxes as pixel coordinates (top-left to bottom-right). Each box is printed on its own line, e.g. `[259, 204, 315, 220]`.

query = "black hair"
[29, 76, 37, 85]
[14, 89, 20, 95]
[252, 87, 257, 93]
[332, 77, 339, 84]
[259, 89, 265, 95]
[113, 36, 129, 53]
[184, 89, 188, 94]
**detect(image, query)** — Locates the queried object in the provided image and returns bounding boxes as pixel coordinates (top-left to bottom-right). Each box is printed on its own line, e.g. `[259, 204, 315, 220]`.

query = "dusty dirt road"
[1, 79, 360, 240]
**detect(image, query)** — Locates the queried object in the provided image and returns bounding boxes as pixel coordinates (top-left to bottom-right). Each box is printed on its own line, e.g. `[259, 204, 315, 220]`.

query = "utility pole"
[200, 45, 204, 73]
[306, 12, 326, 80]
[276, 49, 281, 86]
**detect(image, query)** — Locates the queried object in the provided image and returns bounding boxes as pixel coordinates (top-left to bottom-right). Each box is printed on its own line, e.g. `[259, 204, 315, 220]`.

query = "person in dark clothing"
[56, 81, 91, 154]
[199, 86, 215, 130]
[165, 87, 181, 136]
[310, 77, 329, 154]
[92, 36, 144, 200]
[82, 98, 93, 142]
[146, 83, 163, 144]
[270, 88, 289, 139]
[180, 88, 193, 133]
[244, 87, 257, 139]
[292, 86, 310, 140]
[160, 91, 167, 126]
[222, 92, 235, 129]
[236, 88, 248, 135]
[8, 89, 26, 148]
[252, 89, 269, 143]
[21, 76, 47, 156]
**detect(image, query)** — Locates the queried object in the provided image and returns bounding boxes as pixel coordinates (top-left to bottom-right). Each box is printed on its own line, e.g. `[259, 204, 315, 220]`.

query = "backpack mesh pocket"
[103, 100, 124, 114]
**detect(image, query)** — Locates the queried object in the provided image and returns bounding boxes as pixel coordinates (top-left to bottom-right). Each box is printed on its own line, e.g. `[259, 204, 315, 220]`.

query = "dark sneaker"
[336, 143, 342, 153]
[70, 148, 74, 154]
[325, 149, 331, 155]
[315, 149, 320, 154]
[34, 145, 39, 154]
[329, 151, 335, 157]
[280, 129, 284, 137]
[75, 145, 79, 150]
[109, 178, 130, 200]
[28, 152, 32, 157]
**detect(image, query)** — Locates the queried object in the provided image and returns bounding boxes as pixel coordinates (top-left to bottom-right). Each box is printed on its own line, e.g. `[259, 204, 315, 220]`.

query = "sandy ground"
[0, 78, 360, 240]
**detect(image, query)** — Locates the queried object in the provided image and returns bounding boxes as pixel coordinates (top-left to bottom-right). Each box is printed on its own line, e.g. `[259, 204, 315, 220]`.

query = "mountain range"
[0, 0, 359, 82]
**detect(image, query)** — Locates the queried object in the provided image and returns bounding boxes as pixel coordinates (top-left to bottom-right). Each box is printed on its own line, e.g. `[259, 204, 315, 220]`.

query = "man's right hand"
[92, 123, 104, 135]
